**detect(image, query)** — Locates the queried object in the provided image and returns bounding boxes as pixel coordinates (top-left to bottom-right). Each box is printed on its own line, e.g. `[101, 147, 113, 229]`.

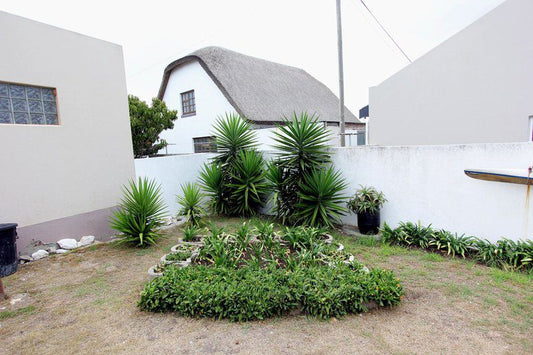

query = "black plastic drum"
[0, 223, 18, 278]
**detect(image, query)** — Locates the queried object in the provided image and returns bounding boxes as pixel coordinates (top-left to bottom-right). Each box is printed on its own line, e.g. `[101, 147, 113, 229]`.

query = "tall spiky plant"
[176, 182, 205, 226]
[266, 112, 346, 225]
[212, 113, 257, 165]
[229, 150, 268, 216]
[200, 113, 266, 216]
[109, 177, 168, 247]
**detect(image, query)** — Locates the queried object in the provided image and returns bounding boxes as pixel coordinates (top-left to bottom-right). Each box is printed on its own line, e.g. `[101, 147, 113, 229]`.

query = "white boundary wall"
[135, 153, 215, 216]
[335, 143, 533, 242]
[135, 142, 533, 242]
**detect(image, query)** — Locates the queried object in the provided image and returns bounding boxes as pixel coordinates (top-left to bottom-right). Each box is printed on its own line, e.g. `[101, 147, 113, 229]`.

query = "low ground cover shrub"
[141, 223, 403, 320]
[110, 177, 167, 247]
[139, 264, 403, 321]
[382, 222, 533, 272]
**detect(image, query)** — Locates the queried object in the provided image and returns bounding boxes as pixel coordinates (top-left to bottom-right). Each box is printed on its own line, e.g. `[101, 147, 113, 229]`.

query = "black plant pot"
[357, 211, 380, 235]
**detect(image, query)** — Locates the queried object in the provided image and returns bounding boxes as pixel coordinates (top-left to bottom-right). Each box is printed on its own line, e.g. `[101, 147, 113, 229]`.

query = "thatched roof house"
[158, 46, 362, 125]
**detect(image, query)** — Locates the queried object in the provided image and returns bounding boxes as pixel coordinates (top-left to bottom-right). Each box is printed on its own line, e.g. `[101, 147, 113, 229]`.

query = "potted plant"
[347, 186, 387, 235]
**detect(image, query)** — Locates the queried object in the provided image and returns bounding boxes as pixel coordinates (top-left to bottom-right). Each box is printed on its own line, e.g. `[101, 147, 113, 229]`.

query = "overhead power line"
[358, 0, 412, 63]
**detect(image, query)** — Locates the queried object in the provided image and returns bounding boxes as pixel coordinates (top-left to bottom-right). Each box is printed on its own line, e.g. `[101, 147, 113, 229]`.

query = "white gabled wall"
[369, 0, 533, 146]
[160, 60, 237, 154]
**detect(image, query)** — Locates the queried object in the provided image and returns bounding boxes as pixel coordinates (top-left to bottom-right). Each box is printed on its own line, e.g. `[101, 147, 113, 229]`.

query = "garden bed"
[141, 223, 403, 320]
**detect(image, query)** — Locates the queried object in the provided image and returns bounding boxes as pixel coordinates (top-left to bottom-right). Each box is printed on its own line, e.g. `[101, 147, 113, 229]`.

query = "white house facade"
[157, 47, 365, 154]
[367, 0, 533, 146]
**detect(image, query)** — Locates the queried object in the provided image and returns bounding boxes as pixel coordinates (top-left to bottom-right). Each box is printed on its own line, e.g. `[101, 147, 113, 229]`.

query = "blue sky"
[2, 0, 506, 114]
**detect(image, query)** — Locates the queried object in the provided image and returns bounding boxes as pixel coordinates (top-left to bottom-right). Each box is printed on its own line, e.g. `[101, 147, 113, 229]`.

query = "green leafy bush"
[139, 264, 403, 321]
[177, 182, 205, 227]
[347, 185, 386, 214]
[382, 222, 533, 271]
[296, 168, 348, 227]
[266, 112, 347, 226]
[110, 177, 167, 247]
[200, 114, 266, 216]
[182, 225, 200, 242]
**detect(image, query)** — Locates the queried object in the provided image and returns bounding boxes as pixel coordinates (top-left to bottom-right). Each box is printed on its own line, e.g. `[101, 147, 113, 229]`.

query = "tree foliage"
[129, 95, 178, 158]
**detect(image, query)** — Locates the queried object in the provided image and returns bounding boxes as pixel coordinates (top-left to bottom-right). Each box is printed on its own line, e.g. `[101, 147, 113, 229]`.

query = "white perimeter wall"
[135, 153, 216, 216]
[136, 142, 533, 242]
[160, 60, 236, 154]
[369, 0, 533, 145]
[335, 143, 533, 242]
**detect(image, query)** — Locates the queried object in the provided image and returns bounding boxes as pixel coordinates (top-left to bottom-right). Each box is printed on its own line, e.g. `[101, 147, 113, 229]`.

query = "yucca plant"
[176, 182, 205, 227]
[267, 112, 339, 224]
[199, 162, 232, 215]
[273, 112, 331, 174]
[109, 177, 168, 247]
[212, 113, 257, 165]
[229, 150, 267, 216]
[295, 167, 348, 227]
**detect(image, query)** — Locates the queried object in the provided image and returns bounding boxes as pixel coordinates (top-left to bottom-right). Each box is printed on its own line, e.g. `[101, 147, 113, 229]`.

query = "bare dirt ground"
[1, 218, 532, 354]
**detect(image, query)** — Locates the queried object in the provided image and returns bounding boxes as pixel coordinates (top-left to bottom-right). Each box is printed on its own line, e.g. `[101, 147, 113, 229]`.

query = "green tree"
[129, 95, 178, 158]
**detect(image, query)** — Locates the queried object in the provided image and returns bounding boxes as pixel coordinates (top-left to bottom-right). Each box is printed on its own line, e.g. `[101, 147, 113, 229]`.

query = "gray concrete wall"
[0, 12, 135, 249]
[368, 0, 533, 145]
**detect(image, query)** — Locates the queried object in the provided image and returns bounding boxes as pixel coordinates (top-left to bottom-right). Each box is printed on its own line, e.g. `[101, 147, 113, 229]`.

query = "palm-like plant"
[266, 112, 342, 224]
[199, 163, 232, 215]
[295, 167, 348, 227]
[273, 112, 331, 174]
[229, 150, 267, 216]
[176, 182, 205, 226]
[212, 113, 257, 165]
[109, 177, 168, 247]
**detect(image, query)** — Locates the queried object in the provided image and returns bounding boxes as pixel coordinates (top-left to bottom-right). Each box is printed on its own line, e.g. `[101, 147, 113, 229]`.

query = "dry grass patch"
[0, 218, 532, 354]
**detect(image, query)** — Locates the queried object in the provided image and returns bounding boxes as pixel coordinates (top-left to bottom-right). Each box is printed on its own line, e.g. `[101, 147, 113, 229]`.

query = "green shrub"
[200, 114, 266, 216]
[381, 222, 533, 271]
[177, 182, 205, 227]
[347, 185, 386, 214]
[266, 112, 347, 226]
[182, 225, 200, 242]
[110, 177, 167, 247]
[296, 167, 348, 227]
[229, 150, 267, 216]
[139, 264, 403, 321]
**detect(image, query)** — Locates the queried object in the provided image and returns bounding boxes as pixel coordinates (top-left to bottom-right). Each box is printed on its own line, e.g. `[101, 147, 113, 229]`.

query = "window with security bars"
[181, 90, 196, 116]
[0, 82, 59, 125]
[193, 136, 217, 153]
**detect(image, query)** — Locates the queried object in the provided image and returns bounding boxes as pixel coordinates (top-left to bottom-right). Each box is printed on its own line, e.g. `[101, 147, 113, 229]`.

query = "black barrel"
[0, 223, 18, 278]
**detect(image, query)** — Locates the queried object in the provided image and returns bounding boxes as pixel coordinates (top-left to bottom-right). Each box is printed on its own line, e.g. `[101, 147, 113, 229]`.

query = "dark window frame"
[181, 90, 196, 117]
[193, 136, 217, 153]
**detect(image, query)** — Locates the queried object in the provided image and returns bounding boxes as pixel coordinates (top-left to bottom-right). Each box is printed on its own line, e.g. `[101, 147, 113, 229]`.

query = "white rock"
[57, 238, 78, 250]
[31, 249, 49, 260]
[78, 235, 95, 247]
[54, 249, 69, 254]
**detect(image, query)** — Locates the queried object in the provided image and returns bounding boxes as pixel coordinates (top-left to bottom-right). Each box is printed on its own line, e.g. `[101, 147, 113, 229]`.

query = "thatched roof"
[158, 46, 361, 124]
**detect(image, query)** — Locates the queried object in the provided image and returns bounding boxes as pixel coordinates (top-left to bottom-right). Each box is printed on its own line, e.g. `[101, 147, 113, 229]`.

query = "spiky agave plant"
[198, 162, 232, 215]
[110, 177, 168, 247]
[176, 182, 205, 227]
[267, 112, 333, 222]
[295, 167, 348, 227]
[212, 113, 257, 165]
[229, 149, 268, 216]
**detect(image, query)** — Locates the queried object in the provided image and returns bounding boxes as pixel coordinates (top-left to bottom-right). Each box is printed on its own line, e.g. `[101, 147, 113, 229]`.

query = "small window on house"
[193, 136, 217, 153]
[0, 82, 59, 125]
[181, 90, 196, 116]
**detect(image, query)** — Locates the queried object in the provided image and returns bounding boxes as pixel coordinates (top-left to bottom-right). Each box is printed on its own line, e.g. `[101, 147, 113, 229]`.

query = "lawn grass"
[0, 217, 532, 353]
